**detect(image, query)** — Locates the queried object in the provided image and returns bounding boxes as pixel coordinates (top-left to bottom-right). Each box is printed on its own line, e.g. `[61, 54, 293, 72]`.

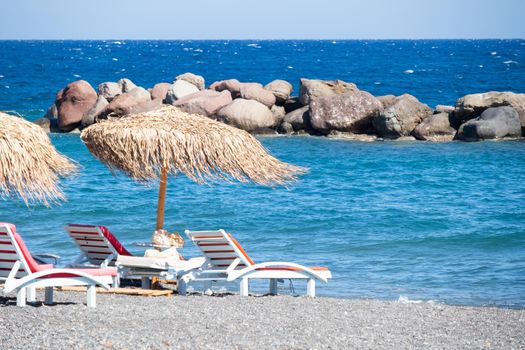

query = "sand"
[0, 290, 524, 349]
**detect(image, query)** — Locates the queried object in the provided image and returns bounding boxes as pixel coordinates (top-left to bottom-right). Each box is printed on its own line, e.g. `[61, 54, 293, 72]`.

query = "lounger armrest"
[32, 253, 61, 265]
[4, 265, 111, 294]
[226, 262, 329, 283]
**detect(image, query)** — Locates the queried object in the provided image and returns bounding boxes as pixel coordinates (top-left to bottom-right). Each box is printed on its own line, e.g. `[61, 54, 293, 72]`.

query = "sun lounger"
[180, 229, 332, 297]
[65, 224, 133, 267]
[0, 223, 117, 307]
[66, 224, 204, 288]
[116, 255, 205, 287]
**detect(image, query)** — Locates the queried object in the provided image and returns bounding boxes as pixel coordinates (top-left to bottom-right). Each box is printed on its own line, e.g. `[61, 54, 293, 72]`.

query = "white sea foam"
[73, 74, 81, 78]
[398, 296, 436, 304]
[0, 75, 4, 78]
[332, 41, 337, 44]
[374, 81, 381, 85]
[404, 69, 414, 74]
[491, 51, 497, 55]
[4, 85, 9, 89]
[503, 60, 518, 64]
[112, 58, 118, 61]
[112, 41, 123, 45]
[194, 49, 203, 53]
[287, 65, 294, 69]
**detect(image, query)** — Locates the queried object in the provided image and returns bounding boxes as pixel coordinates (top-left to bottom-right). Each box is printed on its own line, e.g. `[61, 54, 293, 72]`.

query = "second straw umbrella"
[80, 105, 306, 231]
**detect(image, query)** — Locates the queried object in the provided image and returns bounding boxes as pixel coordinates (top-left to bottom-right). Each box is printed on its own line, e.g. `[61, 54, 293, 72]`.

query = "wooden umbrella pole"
[156, 166, 168, 230]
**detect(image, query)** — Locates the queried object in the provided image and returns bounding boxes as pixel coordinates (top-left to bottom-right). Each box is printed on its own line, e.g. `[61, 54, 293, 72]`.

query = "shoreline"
[1, 289, 523, 349]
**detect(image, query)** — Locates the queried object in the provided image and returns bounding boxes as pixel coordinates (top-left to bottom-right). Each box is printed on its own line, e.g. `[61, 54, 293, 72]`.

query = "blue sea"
[1, 40, 524, 307]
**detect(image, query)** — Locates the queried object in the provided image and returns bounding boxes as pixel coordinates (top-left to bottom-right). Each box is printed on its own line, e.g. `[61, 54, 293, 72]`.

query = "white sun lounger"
[180, 229, 332, 297]
[65, 224, 134, 268]
[65, 224, 205, 288]
[0, 223, 117, 307]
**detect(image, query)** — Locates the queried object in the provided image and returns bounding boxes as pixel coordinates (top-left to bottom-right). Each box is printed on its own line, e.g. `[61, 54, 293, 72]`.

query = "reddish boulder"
[174, 90, 232, 117]
[240, 83, 276, 108]
[209, 79, 242, 98]
[150, 83, 171, 101]
[55, 80, 97, 132]
[310, 89, 383, 134]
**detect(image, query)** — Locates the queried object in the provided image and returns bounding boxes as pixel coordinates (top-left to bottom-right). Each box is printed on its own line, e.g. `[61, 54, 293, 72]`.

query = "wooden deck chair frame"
[180, 229, 332, 297]
[0, 223, 117, 307]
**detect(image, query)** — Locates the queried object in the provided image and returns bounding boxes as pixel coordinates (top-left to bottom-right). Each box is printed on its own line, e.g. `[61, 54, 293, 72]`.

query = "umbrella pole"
[156, 166, 168, 230]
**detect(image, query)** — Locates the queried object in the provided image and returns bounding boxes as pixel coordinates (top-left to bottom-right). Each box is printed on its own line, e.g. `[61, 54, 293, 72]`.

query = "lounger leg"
[27, 287, 36, 302]
[177, 279, 187, 296]
[141, 277, 151, 289]
[203, 281, 213, 295]
[240, 278, 249, 296]
[44, 287, 54, 305]
[113, 275, 119, 288]
[87, 285, 96, 308]
[269, 279, 278, 295]
[16, 288, 27, 307]
[307, 278, 316, 297]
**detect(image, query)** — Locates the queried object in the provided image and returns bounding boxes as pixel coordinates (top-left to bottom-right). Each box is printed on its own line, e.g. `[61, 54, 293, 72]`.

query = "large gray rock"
[282, 106, 312, 133]
[455, 92, 525, 130]
[209, 79, 242, 98]
[44, 103, 58, 119]
[55, 80, 97, 132]
[377, 95, 397, 109]
[284, 97, 304, 113]
[98, 82, 121, 101]
[310, 90, 383, 134]
[270, 105, 286, 126]
[456, 107, 522, 141]
[176, 73, 205, 90]
[117, 78, 137, 93]
[150, 83, 171, 101]
[174, 90, 232, 117]
[299, 79, 357, 105]
[435, 105, 455, 114]
[240, 83, 276, 108]
[372, 94, 433, 139]
[412, 112, 456, 141]
[101, 93, 138, 118]
[81, 95, 108, 128]
[128, 87, 151, 103]
[165, 80, 200, 104]
[216, 99, 275, 132]
[265, 80, 293, 104]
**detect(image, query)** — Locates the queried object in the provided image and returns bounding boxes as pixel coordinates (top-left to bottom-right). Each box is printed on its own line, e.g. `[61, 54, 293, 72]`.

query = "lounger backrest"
[185, 229, 254, 270]
[0, 223, 43, 279]
[65, 224, 132, 266]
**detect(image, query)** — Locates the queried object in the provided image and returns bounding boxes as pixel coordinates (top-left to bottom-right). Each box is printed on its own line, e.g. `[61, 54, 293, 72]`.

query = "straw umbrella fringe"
[0, 112, 77, 206]
[81, 106, 307, 229]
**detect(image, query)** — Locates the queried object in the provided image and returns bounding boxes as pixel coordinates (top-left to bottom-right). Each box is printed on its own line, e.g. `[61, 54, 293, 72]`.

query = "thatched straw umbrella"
[81, 105, 306, 230]
[0, 112, 77, 206]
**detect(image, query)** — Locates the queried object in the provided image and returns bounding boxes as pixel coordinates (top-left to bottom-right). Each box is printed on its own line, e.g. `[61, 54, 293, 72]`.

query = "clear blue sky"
[1, 0, 524, 39]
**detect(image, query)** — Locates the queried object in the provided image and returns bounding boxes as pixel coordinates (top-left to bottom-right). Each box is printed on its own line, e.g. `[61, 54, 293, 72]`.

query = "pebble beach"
[1, 290, 524, 349]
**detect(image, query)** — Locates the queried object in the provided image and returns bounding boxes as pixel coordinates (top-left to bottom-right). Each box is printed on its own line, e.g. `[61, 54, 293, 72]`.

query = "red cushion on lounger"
[0, 222, 54, 273]
[100, 226, 132, 256]
[43, 267, 117, 278]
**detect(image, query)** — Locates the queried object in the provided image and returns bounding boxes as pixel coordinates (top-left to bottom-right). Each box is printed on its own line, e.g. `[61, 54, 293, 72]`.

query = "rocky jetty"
[35, 74, 525, 142]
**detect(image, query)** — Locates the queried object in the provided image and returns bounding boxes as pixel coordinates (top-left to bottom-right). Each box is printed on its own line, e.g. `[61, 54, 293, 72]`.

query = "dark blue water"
[1, 41, 525, 307]
[1, 40, 524, 119]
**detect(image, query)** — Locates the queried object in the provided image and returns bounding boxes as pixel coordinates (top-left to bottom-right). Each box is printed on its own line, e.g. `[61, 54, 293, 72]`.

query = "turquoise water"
[2, 135, 525, 307]
[1, 39, 525, 306]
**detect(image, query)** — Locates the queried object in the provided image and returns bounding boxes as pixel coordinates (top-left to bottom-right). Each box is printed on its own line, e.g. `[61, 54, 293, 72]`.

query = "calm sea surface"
[1, 40, 524, 307]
